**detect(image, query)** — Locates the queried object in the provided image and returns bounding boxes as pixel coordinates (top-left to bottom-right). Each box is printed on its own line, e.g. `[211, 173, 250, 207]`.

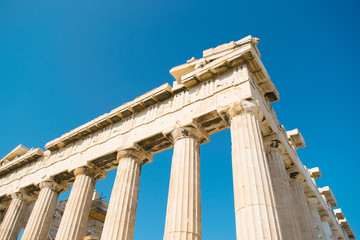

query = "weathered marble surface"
[0, 35, 354, 240]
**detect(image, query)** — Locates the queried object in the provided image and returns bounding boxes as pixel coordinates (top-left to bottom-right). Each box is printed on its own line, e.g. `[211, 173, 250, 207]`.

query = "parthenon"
[0, 35, 355, 240]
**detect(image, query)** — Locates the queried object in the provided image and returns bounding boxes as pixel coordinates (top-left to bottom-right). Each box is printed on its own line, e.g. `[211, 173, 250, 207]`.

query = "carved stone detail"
[227, 99, 263, 121]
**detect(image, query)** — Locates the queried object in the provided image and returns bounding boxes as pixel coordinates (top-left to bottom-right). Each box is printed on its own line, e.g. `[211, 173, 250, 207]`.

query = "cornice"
[0, 148, 44, 176]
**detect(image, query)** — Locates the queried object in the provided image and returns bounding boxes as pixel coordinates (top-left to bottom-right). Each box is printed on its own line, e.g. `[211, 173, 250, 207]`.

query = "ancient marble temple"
[0, 36, 355, 240]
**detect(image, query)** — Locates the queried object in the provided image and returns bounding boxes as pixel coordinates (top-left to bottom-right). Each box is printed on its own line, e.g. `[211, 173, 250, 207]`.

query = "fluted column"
[228, 100, 282, 240]
[320, 214, 335, 240]
[0, 191, 34, 240]
[163, 126, 203, 240]
[22, 179, 68, 240]
[288, 171, 317, 240]
[307, 198, 327, 239]
[55, 164, 106, 240]
[265, 139, 302, 240]
[101, 147, 152, 240]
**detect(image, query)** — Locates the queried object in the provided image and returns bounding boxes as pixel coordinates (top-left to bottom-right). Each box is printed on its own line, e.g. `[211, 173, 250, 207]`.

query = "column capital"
[73, 164, 107, 181]
[39, 178, 70, 193]
[287, 167, 306, 183]
[0, 203, 7, 211]
[227, 99, 263, 120]
[170, 126, 206, 143]
[9, 190, 36, 203]
[319, 210, 332, 223]
[117, 144, 153, 165]
[264, 139, 286, 153]
[307, 196, 321, 206]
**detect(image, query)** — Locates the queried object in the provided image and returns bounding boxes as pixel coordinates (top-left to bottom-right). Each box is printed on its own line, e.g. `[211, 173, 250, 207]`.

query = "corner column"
[0, 191, 34, 240]
[163, 126, 203, 240]
[265, 139, 302, 240]
[288, 171, 317, 240]
[227, 100, 282, 240]
[101, 147, 152, 240]
[22, 179, 68, 240]
[55, 164, 106, 240]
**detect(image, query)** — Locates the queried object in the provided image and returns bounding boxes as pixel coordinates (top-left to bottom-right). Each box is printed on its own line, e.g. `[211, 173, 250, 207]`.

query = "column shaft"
[22, 181, 63, 240]
[289, 179, 317, 240]
[101, 153, 141, 240]
[308, 202, 326, 239]
[0, 193, 31, 240]
[55, 168, 99, 240]
[267, 150, 302, 240]
[230, 111, 282, 239]
[164, 127, 202, 240]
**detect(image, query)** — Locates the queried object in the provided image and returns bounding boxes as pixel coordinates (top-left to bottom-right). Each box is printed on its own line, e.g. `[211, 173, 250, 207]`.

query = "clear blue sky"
[0, 0, 359, 239]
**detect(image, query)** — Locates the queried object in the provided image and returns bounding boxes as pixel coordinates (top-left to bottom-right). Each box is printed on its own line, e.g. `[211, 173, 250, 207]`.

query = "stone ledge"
[0, 148, 44, 175]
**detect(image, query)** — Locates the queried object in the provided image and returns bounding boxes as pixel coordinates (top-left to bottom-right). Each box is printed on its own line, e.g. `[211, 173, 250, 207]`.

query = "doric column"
[0, 191, 35, 240]
[227, 100, 282, 240]
[163, 126, 203, 240]
[307, 197, 327, 239]
[320, 213, 335, 240]
[101, 147, 152, 240]
[22, 179, 68, 240]
[55, 164, 106, 240]
[265, 139, 302, 240]
[288, 171, 317, 240]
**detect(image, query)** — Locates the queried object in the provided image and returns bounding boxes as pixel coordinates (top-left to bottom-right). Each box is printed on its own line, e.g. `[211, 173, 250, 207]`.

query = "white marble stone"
[21, 179, 67, 240]
[163, 127, 203, 240]
[102, 148, 152, 240]
[55, 165, 106, 240]
[265, 139, 302, 240]
[0, 191, 34, 240]
[228, 100, 282, 240]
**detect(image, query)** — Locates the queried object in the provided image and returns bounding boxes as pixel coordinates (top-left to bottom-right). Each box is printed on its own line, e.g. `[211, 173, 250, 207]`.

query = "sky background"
[0, 0, 359, 239]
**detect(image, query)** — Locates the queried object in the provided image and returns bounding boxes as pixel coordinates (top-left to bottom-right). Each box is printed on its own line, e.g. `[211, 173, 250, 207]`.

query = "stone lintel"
[309, 167, 322, 178]
[287, 129, 306, 149]
[45, 83, 173, 151]
[319, 186, 338, 208]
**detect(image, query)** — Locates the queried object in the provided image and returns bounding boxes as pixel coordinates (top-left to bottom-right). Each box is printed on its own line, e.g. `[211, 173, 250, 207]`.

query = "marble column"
[265, 139, 302, 240]
[307, 198, 326, 239]
[22, 179, 68, 240]
[0, 191, 34, 240]
[289, 172, 317, 240]
[227, 100, 282, 240]
[320, 213, 335, 240]
[55, 165, 106, 240]
[102, 147, 152, 240]
[163, 126, 203, 240]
